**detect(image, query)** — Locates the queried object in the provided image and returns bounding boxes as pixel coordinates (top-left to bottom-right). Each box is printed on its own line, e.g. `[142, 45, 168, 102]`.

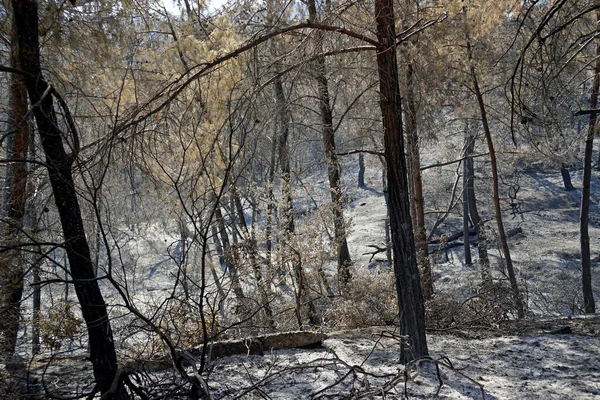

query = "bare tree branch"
[336, 149, 384, 156]
[420, 152, 490, 171]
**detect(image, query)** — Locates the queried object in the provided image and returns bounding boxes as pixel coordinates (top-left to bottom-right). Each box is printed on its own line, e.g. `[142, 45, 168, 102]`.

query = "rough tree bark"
[404, 55, 433, 300]
[467, 38, 525, 319]
[580, 11, 599, 314]
[11, 1, 125, 395]
[0, 5, 29, 360]
[381, 164, 393, 266]
[374, 0, 428, 363]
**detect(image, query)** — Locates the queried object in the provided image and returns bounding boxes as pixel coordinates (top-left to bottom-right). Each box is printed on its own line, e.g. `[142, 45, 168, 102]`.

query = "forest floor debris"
[16, 322, 599, 399]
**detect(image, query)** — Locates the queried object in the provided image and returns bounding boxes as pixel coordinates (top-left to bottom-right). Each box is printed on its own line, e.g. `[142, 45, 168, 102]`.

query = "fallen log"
[127, 331, 327, 371]
[428, 240, 472, 254]
[202, 331, 327, 360]
[428, 228, 476, 244]
[428, 227, 523, 254]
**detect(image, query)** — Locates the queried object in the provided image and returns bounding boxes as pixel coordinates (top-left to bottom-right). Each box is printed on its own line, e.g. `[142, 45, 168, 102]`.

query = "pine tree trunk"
[404, 58, 433, 300]
[213, 208, 245, 301]
[580, 12, 599, 314]
[374, 0, 428, 363]
[464, 130, 491, 284]
[467, 38, 525, 319]
[0, 4, 29, 359]
[177, 219, 190, 299]
[462, 159, 472, 266]
[273, 76, 318, 325]
[561, 164, 574, 191]
[31, 255, 41, 354]
[381, 160, 393, 267]
[273, 75, 295, 234]
[269, 18, 318, 323]
[306, 0, 352, 286]
[11, 1, 125, 395]
[358, 152, 366, 188]
[265, 130, 277, 272]
[28, 130, 41, 354]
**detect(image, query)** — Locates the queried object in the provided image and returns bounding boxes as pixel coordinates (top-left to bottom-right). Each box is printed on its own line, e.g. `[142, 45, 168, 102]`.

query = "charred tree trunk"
[290, 247, 320, 328]
[462, 160, 472, 266]
[0, 6, 29, 359]
[306, 0, 352, 286]
[177, 219, 190, 299]
[31, 253, 41, 353]
[230, 182, 275, 329]
[273, 77, 295, 235]
[358, 152, 366, 188]
[26, 133, 44, 354]
[213, 207, 245, 301]
[580, 12, 599, 314]
[265, 129, 277, 272]
[461, 125, 472, 266]
[467, 38, 525, 319]
[464, 129, 491, 284]
[561, 164, 574, 191]
[11, 1, 124, 395]
[268, 10, 318, 324]
[374, 0, 428, 363]
[273, 77, 318, 325]
[382, 167, 393, 266]
[27, 134, 41, 354]
[404, 57, 433, 300]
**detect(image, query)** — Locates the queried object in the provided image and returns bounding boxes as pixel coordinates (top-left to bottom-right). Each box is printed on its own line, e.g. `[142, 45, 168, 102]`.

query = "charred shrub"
[426, 283, 517, 332]
[327, 271, 397, 328]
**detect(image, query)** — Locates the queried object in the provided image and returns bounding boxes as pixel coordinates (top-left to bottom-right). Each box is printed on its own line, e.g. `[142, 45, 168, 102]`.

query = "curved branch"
[541, 5, 600, 41]
[114, 23, 377, 135]
[259, 45, 375, 92]
[0, 64, 36, 78]
[420, 152, 489, 171]
[509, 0, 571, 137]
[336, 149, 384, 156]
[52, 89, 80, 159]
[397, 13, 448, 44]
